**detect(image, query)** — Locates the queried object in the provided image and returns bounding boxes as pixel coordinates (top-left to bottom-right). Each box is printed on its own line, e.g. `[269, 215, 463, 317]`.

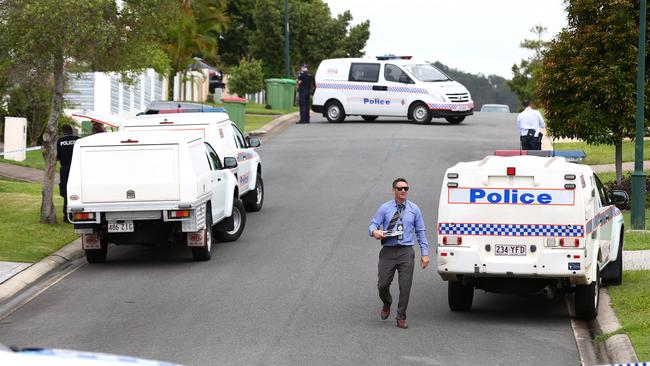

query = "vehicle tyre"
[448, 280, 474, 312]
[602, 232, 623, 286]
[325, 101, 346, 123]
[85, 234, 108, 264]
[409, 102, 432, 123]
[361, 115, 378, 122]
[215, 198, 246, 242]
[575, 265, 600, 320]
[445, 116, 465, 124]
[243, 175, 264, 212]
[191, 208, 213, 261]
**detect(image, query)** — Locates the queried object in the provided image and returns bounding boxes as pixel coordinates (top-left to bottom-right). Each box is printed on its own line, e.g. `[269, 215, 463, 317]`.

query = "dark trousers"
[59, 166, 70, 222]
[520, 135, 541, 150]
[298, 92, 310, 123]
[377, 245, 415, 320]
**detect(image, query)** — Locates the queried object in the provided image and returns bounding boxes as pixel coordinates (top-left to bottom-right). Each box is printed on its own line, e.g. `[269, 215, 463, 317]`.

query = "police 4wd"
[436, 153, 629, 320]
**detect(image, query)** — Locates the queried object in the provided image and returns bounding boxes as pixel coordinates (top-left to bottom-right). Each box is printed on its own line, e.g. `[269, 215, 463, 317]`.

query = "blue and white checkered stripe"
[386, 86, 428, 94]
[429, 102, 474, 110]
[438, 223, 584, 237]
[316, 83, 372, 91]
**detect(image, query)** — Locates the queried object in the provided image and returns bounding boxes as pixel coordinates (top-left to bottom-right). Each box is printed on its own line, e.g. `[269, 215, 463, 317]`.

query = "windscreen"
[403, 64, 450, 82]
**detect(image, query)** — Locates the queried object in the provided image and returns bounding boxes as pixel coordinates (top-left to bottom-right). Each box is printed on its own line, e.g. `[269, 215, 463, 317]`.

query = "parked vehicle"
[190, 57, 225, 93]
[312, 55, 474, 124]
[436, 152, 628, 319]
[66, 131, 244, 263]
[480, 104, 510, 113]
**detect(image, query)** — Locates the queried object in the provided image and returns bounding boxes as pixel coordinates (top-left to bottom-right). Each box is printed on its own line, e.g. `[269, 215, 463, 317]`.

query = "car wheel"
[325, 101, 345, 123]
[85, 234, 108, 264]
[448, 280, 473, 312]
[243, 175, 264, 212]
[191, 207, 213, 261]
[361, 115, 378, 122]
[602, 232, 623, 286]
[409, 102, 432, 123]
[446, 116, 465, 124]
[215, 199, 246, 242]
[575, 264, 600, 320]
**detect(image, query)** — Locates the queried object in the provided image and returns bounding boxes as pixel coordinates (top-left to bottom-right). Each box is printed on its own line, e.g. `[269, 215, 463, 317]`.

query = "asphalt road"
[0, 112, 579, 365]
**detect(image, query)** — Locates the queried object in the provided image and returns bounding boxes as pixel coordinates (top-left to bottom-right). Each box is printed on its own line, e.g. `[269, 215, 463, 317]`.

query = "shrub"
[604, 172, 650, 208]
[227, 58, 264, 98]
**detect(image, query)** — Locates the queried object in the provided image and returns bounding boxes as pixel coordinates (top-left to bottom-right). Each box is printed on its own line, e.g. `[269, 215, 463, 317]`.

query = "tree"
[1, 0, 176, 224]
[218, 0, 257, 67]
[248, 0, 370, 78]
[537, 0, 645, 184]
[227, 59, 264, 97]
[508, 24, 548, 107]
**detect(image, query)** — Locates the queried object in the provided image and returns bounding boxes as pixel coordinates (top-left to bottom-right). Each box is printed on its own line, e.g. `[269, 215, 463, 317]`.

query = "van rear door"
[80, 144, 180, 203]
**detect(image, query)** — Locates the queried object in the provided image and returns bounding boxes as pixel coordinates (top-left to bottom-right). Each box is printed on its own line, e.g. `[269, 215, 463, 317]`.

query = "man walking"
[369, 178, 429, 329]
[57, 124, 78, 222]
[296, 63, 314, 124]
[517, 100, 545, 150]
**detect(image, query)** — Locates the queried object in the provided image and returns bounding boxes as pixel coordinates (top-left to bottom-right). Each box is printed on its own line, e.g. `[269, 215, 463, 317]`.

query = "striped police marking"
[386, 86, 428, 94]
[316, 83, 372, 91]
[429, 102, 474, 111]
[438, 223, 585, 238]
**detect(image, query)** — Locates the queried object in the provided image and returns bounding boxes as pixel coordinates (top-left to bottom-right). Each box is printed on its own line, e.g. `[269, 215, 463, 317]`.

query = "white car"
[480, 104, 510, 113]
[312, 56, 474, 124]
[67, 132, 242, 262]
[74, 107, 264, 213]
[437, 152, 628, 319]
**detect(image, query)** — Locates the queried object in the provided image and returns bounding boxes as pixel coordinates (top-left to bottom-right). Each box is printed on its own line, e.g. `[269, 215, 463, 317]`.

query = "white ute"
[67, 131, 243, 263]
[437, 154, 629, 319]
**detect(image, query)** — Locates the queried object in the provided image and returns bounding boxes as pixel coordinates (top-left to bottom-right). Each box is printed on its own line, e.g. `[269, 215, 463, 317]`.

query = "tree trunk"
[615, 139, 623, 185]
[40, 55, 65, 224]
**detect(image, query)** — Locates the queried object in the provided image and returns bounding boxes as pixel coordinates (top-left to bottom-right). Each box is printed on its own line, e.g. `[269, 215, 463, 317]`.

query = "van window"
[349, 63, 380, 83]
[205, 142, 223, 170]
[384, 64, 412, 83]
[231, 123, 246, 148]
[593, 174, 609, 206]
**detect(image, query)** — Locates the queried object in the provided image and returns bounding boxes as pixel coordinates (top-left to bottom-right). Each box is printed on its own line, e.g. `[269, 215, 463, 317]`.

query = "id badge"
[397, 224, 403, 241]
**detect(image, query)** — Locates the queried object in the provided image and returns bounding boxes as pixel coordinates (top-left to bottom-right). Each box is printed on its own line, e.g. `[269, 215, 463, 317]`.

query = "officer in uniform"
[57, 124, 79, 222]
[517, 100, 545, 150]
[296, 63, 314, 124]
[369, 178, 429, 329]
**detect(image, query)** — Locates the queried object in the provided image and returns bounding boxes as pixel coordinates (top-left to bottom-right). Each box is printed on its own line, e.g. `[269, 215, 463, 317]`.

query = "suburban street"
[0, 112, 580, 365]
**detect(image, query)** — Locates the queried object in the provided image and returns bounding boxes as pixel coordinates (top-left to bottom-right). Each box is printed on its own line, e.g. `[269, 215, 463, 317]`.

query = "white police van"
[312, 56, 474, 124]
[436, 152, 628, 320]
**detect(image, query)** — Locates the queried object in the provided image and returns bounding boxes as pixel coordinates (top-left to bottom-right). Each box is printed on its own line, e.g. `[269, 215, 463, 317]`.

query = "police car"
[312, 56, 474, 124]
[436, 152, 628, 320]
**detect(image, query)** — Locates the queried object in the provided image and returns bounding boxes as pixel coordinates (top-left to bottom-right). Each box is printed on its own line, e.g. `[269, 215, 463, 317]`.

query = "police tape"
[0, 145, 43, 156]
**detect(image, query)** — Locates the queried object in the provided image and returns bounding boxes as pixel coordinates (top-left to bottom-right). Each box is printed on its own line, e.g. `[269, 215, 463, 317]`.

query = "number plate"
[108, 221, 134, 233]
[494, 244, 526, 256]
[452, 105, 470, 111]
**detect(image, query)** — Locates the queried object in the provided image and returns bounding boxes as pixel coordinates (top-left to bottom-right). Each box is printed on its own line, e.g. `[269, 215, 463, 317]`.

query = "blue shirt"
[368, 199, 429, 256]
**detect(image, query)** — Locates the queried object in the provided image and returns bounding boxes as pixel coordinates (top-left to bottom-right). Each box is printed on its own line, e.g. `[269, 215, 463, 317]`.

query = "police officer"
[369, 178, 429, 329]
[296, 63, 314, 124]
[517, 100, 545, 150]
[57, 124, 79, 222]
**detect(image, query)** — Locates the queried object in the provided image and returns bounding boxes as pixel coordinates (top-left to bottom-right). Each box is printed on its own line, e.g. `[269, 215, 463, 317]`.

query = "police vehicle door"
[593, 174, 613, 261]
[382, 64, 413, 116]
[231, 124, 252, 193]
[347, 62, 382, 115]
[205, 142, 228, 221]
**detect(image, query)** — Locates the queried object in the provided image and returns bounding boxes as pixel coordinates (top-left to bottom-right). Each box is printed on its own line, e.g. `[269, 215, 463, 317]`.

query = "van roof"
[76, 131, 203, 147]
[449, 155, 594, 175]
[124, 112, 231, 127]
[322, 58, 430, 65]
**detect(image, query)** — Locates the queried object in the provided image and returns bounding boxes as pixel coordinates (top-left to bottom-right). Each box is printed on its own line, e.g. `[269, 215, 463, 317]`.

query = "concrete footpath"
[0, 115, 647, 364]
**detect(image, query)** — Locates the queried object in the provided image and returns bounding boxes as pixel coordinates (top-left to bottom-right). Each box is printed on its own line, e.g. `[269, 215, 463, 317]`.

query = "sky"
[324, 0, 568, 79]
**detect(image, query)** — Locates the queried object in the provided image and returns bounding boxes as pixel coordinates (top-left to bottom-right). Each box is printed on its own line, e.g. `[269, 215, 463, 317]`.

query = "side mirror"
[610, 190, 629, 209]
[247, 136, 261, 148]
[223, 157, 238, 169]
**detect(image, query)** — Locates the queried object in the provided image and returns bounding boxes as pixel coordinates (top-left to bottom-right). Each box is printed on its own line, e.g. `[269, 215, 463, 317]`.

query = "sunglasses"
[394, 186, 409, 192]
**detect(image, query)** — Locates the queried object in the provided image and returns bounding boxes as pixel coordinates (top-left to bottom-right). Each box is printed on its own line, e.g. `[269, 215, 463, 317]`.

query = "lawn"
[211, 101, 298, 115]
[0, 149, 57, 172]
[0, 179, 78, 263]
[244, 115, 275, 132]
[622, 209, 650, 251]
[554, 140, 650, 165]
[606, 270, 650, 361]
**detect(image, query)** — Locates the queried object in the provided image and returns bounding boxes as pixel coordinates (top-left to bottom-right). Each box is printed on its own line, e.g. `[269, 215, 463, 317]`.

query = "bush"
[227, 58, 264, 97]
[604, 172, 650, 208]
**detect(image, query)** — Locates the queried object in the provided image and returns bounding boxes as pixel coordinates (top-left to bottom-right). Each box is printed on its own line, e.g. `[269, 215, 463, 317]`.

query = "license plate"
[453, 105, 469, 111]
[108, 221, 134, 233]
[494, 244, 526, 256]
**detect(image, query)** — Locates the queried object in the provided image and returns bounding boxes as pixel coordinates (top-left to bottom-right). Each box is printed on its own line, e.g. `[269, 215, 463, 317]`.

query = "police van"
[312, 56, 474, 124]
[436, 152, 628, 320]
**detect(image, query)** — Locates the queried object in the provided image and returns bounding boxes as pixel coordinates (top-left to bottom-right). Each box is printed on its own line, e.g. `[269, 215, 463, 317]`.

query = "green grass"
[0, 150, 59, 172]
[554, 140, 650, 165]
[0, 179, 78, 263]
[606, 270, 650, 361]
[622, 209, 650, 251]
[244, 115, 275, 132]
[210, 101, 298, 115]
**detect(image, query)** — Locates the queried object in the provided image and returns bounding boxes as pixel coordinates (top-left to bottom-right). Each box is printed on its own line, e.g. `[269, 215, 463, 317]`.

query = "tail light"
[559, 238, 580, 247]
[169, 210, 190, 219]
[73, 212, 96, 221]
[442, 236, 462, 245]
